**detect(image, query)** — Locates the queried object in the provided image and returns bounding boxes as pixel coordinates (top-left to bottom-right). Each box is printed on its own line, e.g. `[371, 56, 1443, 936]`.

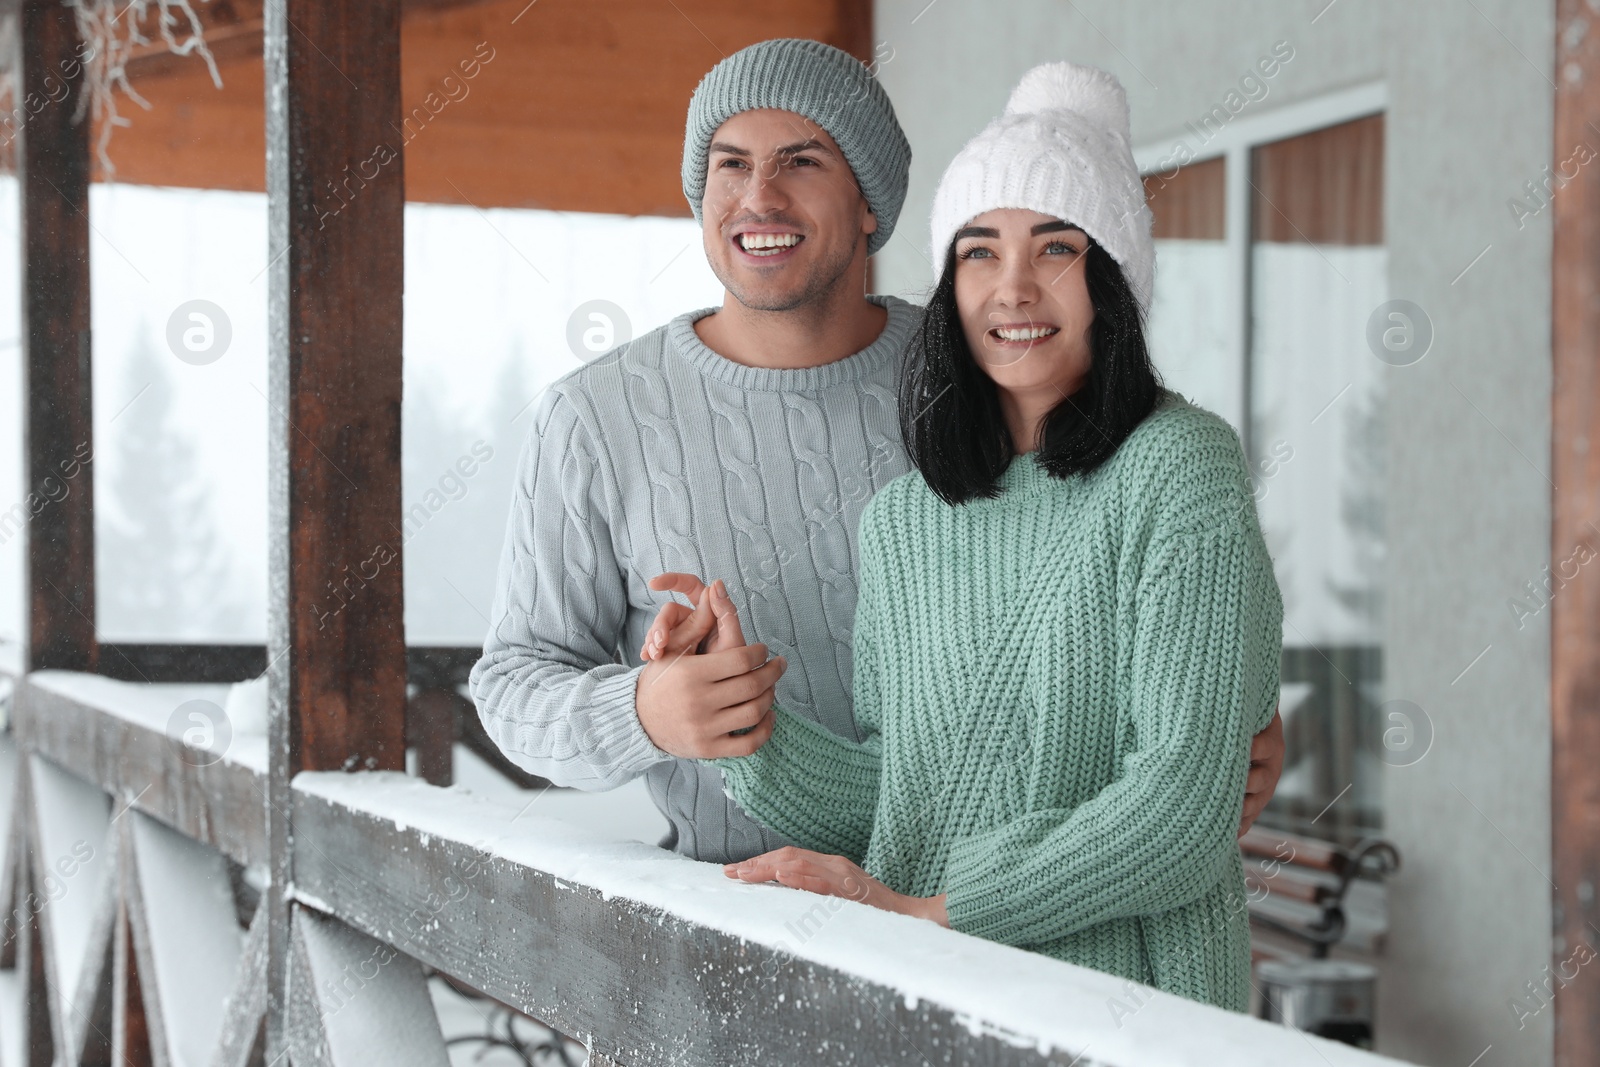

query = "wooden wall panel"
[76, 0, 873, 216]
[1144, 154, 1225, 240]
[1250, 112, 1384, 246]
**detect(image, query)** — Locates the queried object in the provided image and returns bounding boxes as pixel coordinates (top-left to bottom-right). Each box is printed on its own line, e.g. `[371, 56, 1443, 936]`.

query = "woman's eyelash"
[957, 241, 1080, 260]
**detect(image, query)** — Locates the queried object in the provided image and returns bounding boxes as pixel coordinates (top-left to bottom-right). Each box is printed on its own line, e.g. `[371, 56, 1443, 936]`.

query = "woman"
[640, 61, 1282, 1011]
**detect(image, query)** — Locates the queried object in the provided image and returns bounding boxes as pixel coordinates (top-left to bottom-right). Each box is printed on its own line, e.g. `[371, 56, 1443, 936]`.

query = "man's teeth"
[740, 233, 801, 255]
[993, 325, 1060, 341]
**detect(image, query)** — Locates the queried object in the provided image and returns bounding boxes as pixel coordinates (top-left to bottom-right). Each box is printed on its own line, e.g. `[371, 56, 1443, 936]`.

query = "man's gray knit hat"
[681, 38, 910, 256]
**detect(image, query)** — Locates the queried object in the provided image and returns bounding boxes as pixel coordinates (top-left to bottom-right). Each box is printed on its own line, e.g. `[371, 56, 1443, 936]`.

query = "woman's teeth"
[992, 325, 1060, 341]
[739, 233, 801, 256]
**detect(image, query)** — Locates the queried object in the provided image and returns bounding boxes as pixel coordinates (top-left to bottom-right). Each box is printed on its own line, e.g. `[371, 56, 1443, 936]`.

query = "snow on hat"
[681, 38, 911, 256]
[928, 62, 1155, 312]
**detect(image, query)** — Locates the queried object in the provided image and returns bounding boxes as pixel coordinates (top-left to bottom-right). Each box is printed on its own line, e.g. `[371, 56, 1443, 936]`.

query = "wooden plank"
[20, 851, 52, 1067]
[25, 754, 114, 1063]
[112, 891, 155, 1067]
[284, 908, 448, 1067]
[285, 774, 1412, 1067]
[1552, 2, 1600, 1064]
[122, 812, 245, 1067]
[18, 0, 95, 673]
[211, 900, 267, 1067]
[95, 646, 268, 686]
[0, 930, 26, 1067]
[284, 774, 1401, 1065]
[404, 689, 456, 787]
[0, 734, 18, 970]
[264, 0, 407, 781]
[89, 645, 482, 688]
[263, 2, 407, 1063]
[834, 0, 873, 63]
[13, 677, 267, 869]
[290, 778, 1092, 1066]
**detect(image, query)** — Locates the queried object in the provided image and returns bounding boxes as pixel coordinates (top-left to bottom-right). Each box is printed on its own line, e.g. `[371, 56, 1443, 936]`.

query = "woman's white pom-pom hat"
[928, 61, 1155, 313]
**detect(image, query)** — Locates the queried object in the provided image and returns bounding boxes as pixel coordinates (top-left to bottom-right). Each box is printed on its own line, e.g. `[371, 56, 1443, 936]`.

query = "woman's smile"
[986, 321, 1061, 347]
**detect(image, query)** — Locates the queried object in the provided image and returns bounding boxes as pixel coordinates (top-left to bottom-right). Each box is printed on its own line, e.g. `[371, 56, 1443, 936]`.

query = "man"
[469, 38, 1283, 866]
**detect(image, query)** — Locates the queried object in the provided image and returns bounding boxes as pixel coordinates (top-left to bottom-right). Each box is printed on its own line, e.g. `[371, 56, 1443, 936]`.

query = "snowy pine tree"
[98, 330, 254, 640]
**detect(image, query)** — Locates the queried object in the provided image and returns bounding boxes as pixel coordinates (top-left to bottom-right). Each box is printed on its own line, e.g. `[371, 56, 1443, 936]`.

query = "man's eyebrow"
[774, 138, 835, 157]
[708, 138, 837, 158]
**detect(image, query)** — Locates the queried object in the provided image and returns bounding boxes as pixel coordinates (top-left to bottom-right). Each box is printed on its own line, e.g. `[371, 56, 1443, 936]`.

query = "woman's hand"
[724, 846, 950, 927]
[1239, 705, 1284, 838]
[640, 573, 747, 661]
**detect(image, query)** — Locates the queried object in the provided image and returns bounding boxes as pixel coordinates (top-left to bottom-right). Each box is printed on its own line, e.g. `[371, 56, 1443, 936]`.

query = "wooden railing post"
[1553, 1, 1600, 1064]
[18, 0, 95, 674]
[263, 0, 406, 1059]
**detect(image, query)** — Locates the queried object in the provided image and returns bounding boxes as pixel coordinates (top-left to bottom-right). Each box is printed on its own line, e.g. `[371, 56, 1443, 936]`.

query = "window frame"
[1133, 80, 1387, 458]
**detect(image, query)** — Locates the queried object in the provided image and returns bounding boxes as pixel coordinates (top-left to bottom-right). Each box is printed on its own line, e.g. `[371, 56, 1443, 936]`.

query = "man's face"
[699, 109, 878, 312]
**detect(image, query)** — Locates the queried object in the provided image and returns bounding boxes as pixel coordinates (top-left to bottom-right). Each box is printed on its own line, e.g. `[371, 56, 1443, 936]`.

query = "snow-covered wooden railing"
[0, 669, 1415, 1067]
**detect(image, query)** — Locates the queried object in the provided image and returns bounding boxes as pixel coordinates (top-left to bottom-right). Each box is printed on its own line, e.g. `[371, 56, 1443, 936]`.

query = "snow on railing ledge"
[15, 671, 268, 867]
[292, 771, 1410, 1067]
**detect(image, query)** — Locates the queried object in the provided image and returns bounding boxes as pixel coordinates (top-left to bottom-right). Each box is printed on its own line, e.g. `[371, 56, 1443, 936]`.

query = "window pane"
[401, 205, 721, 646]
[90, 183, 270, 643]
[1248, 114, 1386, 840]
[83, 184, 721, 647]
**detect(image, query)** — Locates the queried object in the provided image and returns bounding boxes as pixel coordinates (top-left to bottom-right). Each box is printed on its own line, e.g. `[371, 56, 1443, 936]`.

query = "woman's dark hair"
[898, 231, 1162, 507]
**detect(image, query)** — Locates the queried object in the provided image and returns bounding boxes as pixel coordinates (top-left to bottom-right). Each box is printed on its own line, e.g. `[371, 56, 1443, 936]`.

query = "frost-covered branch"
[65, 0, 224, 175]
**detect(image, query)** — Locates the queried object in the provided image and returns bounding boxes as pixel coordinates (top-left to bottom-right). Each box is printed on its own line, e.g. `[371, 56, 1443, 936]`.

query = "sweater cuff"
[941, 824, 1014, 941]
[708, 703, 793, 777]
[588, 664, 675, 778]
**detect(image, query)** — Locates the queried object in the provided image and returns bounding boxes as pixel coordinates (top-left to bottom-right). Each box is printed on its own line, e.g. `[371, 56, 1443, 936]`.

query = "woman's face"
[952, 208, 1095, 400]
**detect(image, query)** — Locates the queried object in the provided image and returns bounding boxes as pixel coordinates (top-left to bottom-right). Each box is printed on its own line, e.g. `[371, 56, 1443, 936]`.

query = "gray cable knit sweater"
[469, 293, 921, 864]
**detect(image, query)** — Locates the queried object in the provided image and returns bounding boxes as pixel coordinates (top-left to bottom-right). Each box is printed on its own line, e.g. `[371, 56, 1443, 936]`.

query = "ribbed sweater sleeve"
[940, 511, 1282, 946]
[468, 388, 673, 790]
[708, 521, 888, 862]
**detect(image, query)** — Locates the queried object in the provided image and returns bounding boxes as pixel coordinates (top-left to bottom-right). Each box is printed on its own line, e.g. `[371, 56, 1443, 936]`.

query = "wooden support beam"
[18, 0, 95, 673]
[21, 855, 52, 1067]
[111, 892, 155, 1067]
[1552, 1, 1600, 1064]
[404, 688, 456, 787]
[263, 0, 406, 1061]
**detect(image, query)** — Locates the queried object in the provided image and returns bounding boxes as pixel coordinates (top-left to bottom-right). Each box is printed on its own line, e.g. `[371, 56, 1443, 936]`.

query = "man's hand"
[724, 846, 949, 926]
[634, 574, 784, 759]
[1239, 706, 1284, 837]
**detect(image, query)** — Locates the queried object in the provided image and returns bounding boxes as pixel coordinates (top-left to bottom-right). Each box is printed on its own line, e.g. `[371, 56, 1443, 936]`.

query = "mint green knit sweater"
[711, 394, 1283, 1010]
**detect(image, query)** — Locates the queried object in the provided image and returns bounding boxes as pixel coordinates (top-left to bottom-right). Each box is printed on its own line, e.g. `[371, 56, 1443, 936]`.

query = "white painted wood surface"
[288, 907, 448, 1067]
[126, 811, 245, 1067]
